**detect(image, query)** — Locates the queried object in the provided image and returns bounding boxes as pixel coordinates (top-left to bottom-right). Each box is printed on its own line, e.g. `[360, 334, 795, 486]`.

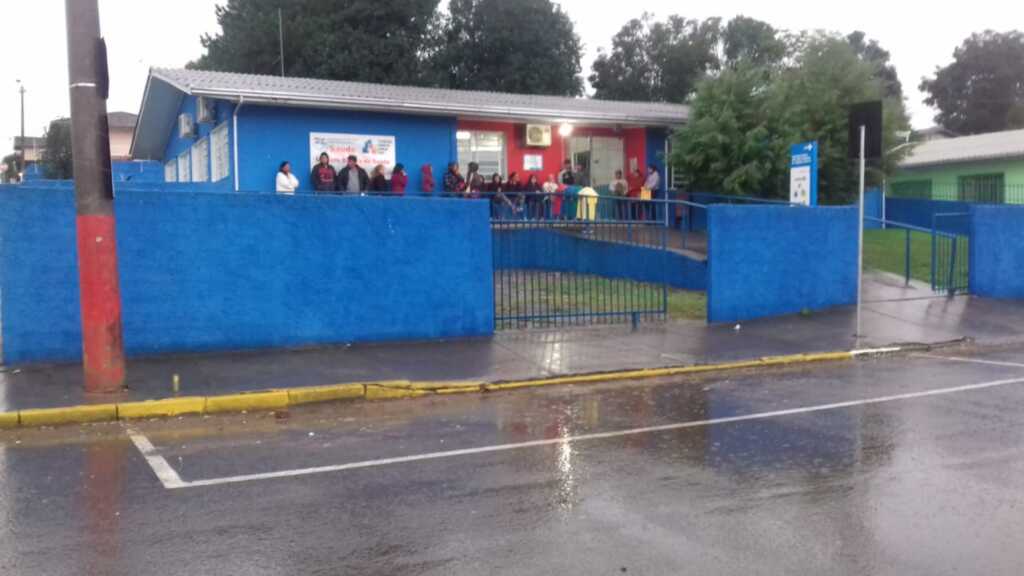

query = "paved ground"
[5, 272, 1024, 413]
[3, 344, 1024, 574]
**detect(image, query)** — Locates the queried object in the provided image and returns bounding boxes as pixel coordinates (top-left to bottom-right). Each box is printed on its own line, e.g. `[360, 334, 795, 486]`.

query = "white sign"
[790, 166, 811, 205]
[310, 132, 396, 176]
[523, 154, 544, 171]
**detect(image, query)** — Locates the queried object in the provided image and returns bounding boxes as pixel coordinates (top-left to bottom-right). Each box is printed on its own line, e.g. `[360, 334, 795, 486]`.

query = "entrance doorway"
[569, 136, 624, 188]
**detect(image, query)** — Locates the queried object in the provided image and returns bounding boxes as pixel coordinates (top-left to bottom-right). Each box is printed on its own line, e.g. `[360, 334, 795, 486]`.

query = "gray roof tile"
[152, 68, 688, 126]
[899, 128, 1024, 168]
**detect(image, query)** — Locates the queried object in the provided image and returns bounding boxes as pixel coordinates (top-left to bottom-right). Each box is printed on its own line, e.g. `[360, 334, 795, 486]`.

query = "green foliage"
[590, 15, 787, 103]
[846, 31, 902, 97]
[2, 153, 19, 182]
[920, 30, 1024, 135]
[671, 33, 910, 203]
[723, 16, 787, 68]
[429, 0, 583, 96]
[41, 119, 73, 180]
[189, 0, 441, 85]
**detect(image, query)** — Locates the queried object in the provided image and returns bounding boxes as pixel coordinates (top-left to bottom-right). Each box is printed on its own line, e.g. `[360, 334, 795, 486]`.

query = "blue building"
[131, 69, 689, 193]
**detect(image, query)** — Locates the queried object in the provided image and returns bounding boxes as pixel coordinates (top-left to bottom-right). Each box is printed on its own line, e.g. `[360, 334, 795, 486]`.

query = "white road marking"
[126, 374, 1024, 490]
[127, 428, 186, 489]
[914, 353, 1024, 370]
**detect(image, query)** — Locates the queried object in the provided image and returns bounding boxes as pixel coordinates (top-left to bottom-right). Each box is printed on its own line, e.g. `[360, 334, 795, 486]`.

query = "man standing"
[558, 159, 575, 186]
[336, 155, 369, 194]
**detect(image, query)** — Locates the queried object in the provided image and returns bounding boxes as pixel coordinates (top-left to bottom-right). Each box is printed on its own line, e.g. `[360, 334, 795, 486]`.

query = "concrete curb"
[0, 346, 919, 430]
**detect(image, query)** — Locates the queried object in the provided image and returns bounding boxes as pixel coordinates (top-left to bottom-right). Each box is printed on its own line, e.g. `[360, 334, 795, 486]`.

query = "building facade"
[131, 69, 688, 194]
[890, 128, 1024, 203]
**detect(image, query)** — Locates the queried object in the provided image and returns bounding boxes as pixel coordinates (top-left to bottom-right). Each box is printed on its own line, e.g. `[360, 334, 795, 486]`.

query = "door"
[590, 137, 624, 188]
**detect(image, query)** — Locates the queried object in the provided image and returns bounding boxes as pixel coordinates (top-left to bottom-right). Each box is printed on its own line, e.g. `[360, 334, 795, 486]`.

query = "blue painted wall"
[493, 227, 706, 291]
[0, 187, 493, 364]
[238, 105, 457, 194]
[163, 96, 236, 192]
[707, 205, 858, 323]
[864, 187, 882, 229]
[885, 197, 971, 234]
[969, 205, 1024, 299]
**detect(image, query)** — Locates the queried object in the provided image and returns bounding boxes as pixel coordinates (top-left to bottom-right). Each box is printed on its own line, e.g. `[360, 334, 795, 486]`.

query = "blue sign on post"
[789, 141, 818, 206]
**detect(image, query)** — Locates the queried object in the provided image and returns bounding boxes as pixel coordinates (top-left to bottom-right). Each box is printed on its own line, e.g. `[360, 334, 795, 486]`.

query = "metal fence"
[932, 213, 970, 295]
[492, 219, 670, 329]
[888, 183, 1024, 205]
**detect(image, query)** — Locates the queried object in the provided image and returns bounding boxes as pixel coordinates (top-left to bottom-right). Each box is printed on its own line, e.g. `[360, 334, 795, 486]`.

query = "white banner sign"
[309, 132, 396, 176]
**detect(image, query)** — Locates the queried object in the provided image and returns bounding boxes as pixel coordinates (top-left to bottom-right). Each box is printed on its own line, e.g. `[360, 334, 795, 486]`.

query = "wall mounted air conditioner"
[196, 96, 216, 124]
[525, 124, 552, 147]
[178, 113, 195, 138]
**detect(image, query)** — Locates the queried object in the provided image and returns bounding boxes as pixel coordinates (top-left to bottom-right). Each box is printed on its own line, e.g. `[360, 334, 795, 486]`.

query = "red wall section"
[624, 128, 646, 177]
[457, 120, 648, 182]
[458, 120, 565, 181]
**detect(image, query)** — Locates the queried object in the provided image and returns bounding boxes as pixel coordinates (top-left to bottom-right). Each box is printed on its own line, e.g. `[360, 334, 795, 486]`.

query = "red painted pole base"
[76, 214, 126, 393]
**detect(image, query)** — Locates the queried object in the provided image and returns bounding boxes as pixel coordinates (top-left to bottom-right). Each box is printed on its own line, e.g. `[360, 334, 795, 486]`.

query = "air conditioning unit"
[196, 96, 216, 124]
[177, 113, 195, 138]
[525, 124, 552, 147]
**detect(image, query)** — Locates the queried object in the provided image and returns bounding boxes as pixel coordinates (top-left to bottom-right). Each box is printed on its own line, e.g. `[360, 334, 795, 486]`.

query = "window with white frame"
[210, 123, 230, 182]
[191, 137, 210, 182]
[177, 150, 190, 182]
[164, 160, 177, 182]
[457, 131, 505, 177]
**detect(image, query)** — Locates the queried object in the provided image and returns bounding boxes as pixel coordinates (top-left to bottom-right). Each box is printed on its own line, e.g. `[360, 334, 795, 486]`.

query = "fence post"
[930, 216, 937, 291]
[948, 237, 957, 297]
[904, 227, 911, 285]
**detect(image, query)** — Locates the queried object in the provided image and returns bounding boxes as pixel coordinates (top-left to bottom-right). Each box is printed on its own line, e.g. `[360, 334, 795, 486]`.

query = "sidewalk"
[3, 272, 1024, 413]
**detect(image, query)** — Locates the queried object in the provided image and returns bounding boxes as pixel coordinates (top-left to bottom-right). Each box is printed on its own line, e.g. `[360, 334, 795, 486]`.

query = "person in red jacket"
[390, 163, 408, 195]
[420, 164, 435, 194]
[310, 152, 338, 193]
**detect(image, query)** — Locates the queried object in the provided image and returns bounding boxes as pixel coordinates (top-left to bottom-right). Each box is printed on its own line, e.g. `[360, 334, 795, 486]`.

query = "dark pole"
[65, 0, 125, 393]
[278, 8, 285, 77]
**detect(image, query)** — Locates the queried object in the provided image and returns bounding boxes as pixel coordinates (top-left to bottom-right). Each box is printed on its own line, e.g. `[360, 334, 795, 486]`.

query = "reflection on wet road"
[3, 347, 1024, 574]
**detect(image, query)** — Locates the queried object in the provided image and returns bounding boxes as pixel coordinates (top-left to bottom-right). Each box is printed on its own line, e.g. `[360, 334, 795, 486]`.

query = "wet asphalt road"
[4, 346, 1024, 575]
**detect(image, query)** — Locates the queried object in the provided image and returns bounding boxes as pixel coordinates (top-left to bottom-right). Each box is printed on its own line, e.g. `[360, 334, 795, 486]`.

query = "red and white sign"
[310, 132, 396, 176]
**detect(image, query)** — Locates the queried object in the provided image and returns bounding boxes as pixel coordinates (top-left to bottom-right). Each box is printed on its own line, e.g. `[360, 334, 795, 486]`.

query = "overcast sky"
[2, 0, 1017, 152]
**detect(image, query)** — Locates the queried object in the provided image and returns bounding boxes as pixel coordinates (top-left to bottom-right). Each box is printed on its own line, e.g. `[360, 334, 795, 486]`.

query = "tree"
[590, 14, 721, 102]
[920, 30, 1024, 135]
[2, 153, 19, 183]
[722, 16, 787, 68]
[590, 15, 789, 103]
[189, 0, 440, 86]
[847, 31, 902, 97]
[671, 34, 910, 203]
[41, 119, 73, 180]
[428, 0, 583, 96]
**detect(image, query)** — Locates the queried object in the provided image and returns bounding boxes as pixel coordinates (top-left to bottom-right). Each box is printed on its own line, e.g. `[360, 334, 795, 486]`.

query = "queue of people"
[278, 153, 664, 222]
[278, 152, 410, 195]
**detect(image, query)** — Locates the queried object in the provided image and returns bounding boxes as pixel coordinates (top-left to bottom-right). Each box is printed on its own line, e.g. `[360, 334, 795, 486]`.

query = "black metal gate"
[492, 219, 669, 329]
[931, 212, 970, 295]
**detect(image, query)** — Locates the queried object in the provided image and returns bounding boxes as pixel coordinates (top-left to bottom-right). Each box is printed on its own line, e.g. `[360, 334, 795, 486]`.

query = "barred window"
[958, 173, 1005, 203]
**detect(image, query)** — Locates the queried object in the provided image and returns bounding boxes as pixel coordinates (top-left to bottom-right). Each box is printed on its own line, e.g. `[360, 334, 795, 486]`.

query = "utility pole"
[64, 0, 126, 393]
[16, 80, 25, 175]
[278, 8, 285, 77]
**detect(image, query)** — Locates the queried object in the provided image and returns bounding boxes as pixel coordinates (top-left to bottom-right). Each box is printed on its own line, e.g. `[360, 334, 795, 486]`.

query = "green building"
[889, 128, 1024, 203]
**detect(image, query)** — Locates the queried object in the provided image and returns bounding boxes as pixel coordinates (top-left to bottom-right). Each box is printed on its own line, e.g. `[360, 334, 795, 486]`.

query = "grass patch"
[863, 228, 933, 283]
[495, 271, 705, 327]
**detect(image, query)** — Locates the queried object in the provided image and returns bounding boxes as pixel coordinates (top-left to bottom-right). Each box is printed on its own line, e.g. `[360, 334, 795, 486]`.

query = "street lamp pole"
[64, 0, 126, 393]
[17, 80, 25, 174]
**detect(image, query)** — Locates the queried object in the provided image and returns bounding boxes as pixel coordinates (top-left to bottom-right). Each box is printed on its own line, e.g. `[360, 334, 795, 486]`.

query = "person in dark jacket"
[466, 162, 485, 198]
[442, 162, 465, 195]
[369, 164, 389, 193]
[311, 152, 338, 193]
[390, 163, 408, 195]
[336, 155, 369, 193]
